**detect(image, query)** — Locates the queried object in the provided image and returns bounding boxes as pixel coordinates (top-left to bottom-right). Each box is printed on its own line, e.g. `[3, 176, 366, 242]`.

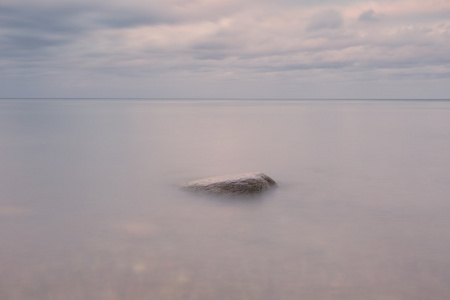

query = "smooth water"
[1, 99, 450, 300]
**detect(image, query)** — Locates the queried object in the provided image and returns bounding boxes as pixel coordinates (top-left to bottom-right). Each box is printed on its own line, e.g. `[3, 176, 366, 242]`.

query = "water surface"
[1, 99, 450, 300]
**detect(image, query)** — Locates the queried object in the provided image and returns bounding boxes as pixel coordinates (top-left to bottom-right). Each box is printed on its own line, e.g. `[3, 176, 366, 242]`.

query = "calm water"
[1, 99, 450, 300]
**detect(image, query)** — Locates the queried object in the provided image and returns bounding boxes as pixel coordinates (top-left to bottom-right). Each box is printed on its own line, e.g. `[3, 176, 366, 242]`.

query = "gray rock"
[183, 172, 277, 196]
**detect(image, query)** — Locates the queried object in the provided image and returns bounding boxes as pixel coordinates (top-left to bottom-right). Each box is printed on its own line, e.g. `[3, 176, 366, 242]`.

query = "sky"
[1, 0, 450, 99]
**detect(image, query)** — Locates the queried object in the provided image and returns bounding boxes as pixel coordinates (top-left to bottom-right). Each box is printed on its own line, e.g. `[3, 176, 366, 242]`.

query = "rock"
[183, 172, 277, 196]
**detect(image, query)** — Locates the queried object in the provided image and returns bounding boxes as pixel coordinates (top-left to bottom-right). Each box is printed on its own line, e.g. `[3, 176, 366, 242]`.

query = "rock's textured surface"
[183, 172, 277, 196]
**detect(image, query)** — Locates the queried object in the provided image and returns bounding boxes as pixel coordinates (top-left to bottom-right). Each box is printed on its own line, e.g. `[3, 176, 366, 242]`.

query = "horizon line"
[1, 97, 450, 101]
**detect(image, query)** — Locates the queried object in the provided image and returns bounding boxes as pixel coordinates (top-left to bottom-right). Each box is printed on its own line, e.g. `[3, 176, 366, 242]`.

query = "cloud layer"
[1, 0, 450, 98]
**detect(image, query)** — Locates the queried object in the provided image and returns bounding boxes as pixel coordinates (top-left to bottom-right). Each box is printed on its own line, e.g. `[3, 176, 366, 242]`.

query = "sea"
[1, 99, 450, 300]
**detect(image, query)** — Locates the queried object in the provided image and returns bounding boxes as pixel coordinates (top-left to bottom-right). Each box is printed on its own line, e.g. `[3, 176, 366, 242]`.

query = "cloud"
[358, 9, 379, 22]
[1, 0, 450, 98]
[307, 9, 344, 31]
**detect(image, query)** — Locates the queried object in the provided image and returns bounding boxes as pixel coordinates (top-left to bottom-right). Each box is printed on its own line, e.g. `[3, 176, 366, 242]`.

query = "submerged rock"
[183, 172, 277, 196]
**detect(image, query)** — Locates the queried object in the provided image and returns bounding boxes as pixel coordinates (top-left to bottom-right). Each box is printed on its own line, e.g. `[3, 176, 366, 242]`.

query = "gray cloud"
[0, 4, 91, 34]
[307, 9, 343, 31]
[358, 9, 379, 22]
[4, 34, 67, 51]
[97, 11, 172, 28]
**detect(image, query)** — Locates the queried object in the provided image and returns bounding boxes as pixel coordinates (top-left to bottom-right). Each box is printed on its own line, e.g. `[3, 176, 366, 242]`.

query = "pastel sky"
[1, 0, 449, 98]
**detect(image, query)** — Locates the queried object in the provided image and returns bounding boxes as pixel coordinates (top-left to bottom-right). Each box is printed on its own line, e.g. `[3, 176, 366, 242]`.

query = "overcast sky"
[1, 0, 449, 98]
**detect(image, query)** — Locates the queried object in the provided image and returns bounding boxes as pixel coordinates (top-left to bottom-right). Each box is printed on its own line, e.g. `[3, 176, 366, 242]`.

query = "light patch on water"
[115, 221, 159, 237]
[132, 262, 148, 274]
[0, 205, 32, 217]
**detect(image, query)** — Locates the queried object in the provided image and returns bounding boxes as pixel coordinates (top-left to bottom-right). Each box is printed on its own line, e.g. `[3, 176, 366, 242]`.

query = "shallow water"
[1, 99, 450, 300]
